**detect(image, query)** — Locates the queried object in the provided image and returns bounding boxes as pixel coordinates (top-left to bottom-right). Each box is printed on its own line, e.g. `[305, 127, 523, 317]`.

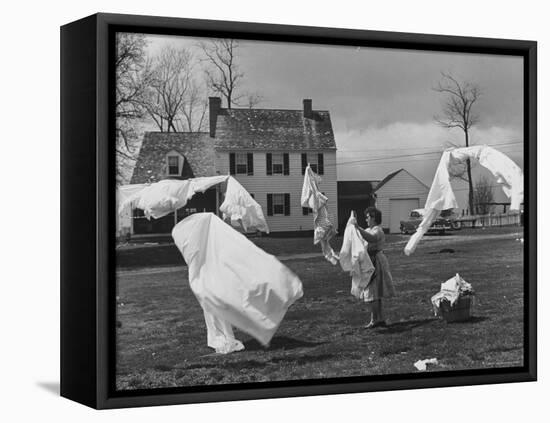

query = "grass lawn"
[116, 226, 522, 269]
[115, 226, 524, 390]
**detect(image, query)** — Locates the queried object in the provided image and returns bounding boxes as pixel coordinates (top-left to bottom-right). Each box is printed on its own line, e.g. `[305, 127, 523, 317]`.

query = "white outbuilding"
[374, 169, 430, 233]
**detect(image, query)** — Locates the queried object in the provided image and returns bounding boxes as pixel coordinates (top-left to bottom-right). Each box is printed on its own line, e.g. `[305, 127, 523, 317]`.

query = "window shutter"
[283, 153, 289, 175]
[266, 153, 272, 175]
[284, 193, 291, 216]
[267, 194, 273, 216]
[301, 153, 307, 174]
[247, 153, 254, 175]
[302, 207, 309, 216]
[318, 153, 324, 175]
[229, 153, 235, 175]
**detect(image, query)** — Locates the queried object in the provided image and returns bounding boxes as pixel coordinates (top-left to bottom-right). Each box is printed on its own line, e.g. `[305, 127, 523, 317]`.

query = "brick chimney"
[209, 97, 222, 137]
[303, 99, 313, 119]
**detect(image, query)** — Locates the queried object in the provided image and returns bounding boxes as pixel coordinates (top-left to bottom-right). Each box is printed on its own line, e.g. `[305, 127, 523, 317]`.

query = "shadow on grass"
[244, 336, 325, 351]
[377, 318, 436, 334]
[445, 316, 488, 324]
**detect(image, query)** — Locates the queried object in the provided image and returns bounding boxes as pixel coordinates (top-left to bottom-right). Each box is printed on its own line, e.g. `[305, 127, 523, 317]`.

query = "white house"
[128, 97, 338, 235]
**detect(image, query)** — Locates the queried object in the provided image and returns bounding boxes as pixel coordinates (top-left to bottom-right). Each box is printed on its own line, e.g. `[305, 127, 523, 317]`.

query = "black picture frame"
[60, 12, 537, 409]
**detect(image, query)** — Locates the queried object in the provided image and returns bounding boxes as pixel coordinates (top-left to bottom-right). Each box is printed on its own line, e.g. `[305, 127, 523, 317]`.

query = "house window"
[272, 154, 283, 174]
[230, 152, 254, 175]
[235, 153, 248, 174]
[273, 194, 285, 215]
[167, 156, 180, 175]
[267, 193, 291, 216]
[266, 153, 289, 175]
[308, 154, 318, 174]
[301, 153, 324, 175]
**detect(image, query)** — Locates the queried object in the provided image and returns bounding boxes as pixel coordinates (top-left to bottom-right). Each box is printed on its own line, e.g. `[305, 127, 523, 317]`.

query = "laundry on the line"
[404, 145, 523, 255]
[117, 175, 269, 233]
[301, 164, 339, 264]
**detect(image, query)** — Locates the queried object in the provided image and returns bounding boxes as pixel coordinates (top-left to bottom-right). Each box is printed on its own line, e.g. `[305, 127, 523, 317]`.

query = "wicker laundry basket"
[439, 294, 474, 322]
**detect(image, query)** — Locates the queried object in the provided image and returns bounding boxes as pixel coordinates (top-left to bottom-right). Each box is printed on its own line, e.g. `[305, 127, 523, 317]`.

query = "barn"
[374, 169, 429, 233]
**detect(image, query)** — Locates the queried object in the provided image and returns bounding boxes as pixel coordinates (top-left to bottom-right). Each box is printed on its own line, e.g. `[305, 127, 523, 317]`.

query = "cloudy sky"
[143, 34, 524, 204]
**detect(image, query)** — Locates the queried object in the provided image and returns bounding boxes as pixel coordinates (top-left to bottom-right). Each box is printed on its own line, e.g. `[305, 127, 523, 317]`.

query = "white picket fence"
[458, 212, 522, 228]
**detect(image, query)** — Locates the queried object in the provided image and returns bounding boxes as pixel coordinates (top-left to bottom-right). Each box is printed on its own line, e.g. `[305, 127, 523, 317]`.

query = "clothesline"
[118, 175, 270, 234]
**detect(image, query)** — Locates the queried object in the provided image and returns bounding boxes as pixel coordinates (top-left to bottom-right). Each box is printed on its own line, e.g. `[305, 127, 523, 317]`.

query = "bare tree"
[141, 46, 206, 133]
[115, 33, 151, 182]
[179, 81, 208, 132]
[473, 176, 495, 215]
[242, 91, 263, 109]
[200, 39, 244, 108]
[434, 72, 481, 215]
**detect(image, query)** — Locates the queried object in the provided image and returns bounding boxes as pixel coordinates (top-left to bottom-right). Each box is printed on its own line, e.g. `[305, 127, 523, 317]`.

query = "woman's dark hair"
[365, 207, 382, 225]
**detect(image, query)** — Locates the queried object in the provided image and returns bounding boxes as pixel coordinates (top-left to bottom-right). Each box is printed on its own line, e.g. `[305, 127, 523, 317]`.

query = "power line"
[338, 149, 524, 167]
[277, 142, 524, 171]
[338, 140, 523, 153]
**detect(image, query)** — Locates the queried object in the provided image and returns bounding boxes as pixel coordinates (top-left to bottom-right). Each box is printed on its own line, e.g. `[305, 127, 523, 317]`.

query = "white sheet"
[339, 212, 375, 299]
[118, 175, 270, 234]
[404, 145, 523, 255]
[172, 213, 303, 350]
[119, 175, 229, 219]
[220, 177, 270, 233]
[301, 165, 339, 264]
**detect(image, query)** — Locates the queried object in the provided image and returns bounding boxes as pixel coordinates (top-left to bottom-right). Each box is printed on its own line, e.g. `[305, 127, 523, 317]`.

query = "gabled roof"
[374, 169, 403, 192]
[375, 168, 429, 192]
[130, 132, 216, 184]
[213, 108, 336, 150]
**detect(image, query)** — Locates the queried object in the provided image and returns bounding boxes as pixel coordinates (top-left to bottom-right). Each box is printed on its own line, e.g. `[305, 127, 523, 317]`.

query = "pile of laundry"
[431, 273, 474, 320]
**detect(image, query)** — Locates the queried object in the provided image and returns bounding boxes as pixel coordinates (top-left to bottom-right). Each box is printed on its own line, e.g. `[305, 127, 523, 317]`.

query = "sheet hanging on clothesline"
[117, 175, 270, 233]
[117, 183, 148, 205]
[172, 213, 303, 352]
[301, 165, 339, 264]
[220, 176, 270, 233]
[404, 145, 523, 255]
[339, 211, 375, 299]
[118, 175, 229, 219]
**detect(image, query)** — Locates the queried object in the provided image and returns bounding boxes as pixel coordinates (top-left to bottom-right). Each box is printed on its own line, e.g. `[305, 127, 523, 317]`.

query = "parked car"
[400, 208, 453, 235]
[440, 209, 462, 230]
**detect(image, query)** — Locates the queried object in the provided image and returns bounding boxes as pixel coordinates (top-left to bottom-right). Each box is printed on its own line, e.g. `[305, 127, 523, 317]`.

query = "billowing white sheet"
[172, 213, 303, 351]
[118, 175, 270, 233]
[220, 177, 270, 233]
[339, 212, 375, 299]
[404, 145, 524, 255]
[119, 175, 229, 219]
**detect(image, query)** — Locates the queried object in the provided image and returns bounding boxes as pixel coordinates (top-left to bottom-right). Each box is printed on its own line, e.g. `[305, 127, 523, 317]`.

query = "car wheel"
[451, 221, 461, 230]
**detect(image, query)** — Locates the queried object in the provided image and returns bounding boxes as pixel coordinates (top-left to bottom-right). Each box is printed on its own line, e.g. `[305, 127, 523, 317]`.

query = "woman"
[355, 207, 395, 328]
